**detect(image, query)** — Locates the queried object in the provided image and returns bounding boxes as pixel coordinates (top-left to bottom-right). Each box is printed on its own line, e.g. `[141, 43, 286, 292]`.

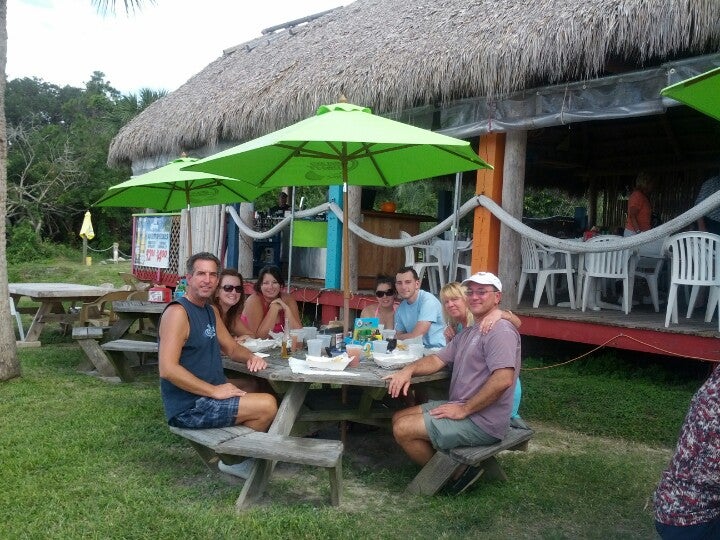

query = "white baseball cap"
[462, 272, 502, 292]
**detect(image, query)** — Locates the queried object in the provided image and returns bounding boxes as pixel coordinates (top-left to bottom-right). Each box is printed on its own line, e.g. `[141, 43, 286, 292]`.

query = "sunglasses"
[375, 289, 395, 298]
[465, 288, 496, 298]
[221, 285, 243, 293]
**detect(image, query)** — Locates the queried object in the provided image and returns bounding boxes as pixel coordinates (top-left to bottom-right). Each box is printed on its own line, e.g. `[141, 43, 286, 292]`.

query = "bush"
[6, 222, 72, 263]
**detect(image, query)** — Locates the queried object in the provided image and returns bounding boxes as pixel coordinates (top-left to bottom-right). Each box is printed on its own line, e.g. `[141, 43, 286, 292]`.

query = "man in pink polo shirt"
[385, 271, 521, 493]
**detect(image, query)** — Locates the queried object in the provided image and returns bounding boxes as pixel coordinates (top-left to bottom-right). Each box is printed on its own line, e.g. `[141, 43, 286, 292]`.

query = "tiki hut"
[108, 0, 720, 168]
[107, 0, 720, 303]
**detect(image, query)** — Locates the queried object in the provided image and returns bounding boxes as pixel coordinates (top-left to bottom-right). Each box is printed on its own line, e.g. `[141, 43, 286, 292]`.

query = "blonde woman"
[439, 282, 521, 343]
[439, 281, 523, 419]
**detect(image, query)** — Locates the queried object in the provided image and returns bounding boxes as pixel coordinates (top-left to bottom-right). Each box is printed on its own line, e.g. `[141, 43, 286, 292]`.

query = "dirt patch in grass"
[246, 420, 673, 511]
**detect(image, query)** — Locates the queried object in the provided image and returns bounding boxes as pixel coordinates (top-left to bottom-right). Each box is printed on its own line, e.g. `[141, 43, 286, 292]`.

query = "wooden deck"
[257, 278, 720, 362]
[514, 301, 720, 362]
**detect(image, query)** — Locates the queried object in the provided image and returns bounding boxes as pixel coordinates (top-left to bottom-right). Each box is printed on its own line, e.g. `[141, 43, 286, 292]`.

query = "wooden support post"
[472, 133, 506, 274]
[498, 131, 527, 308]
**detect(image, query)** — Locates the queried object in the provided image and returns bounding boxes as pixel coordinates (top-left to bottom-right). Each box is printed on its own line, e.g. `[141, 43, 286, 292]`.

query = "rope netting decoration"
[227, 188, 720, 254]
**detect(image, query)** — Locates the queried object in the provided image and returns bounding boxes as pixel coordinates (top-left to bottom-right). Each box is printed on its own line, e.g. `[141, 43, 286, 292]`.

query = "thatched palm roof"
[108, 0, 720, 166]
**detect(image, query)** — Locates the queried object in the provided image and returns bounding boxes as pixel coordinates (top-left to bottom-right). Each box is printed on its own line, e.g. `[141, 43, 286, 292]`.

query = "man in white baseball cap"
[385, 271, 521, 493]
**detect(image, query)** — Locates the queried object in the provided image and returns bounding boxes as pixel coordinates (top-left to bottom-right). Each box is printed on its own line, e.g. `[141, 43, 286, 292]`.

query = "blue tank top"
[160, 297, 226, 421]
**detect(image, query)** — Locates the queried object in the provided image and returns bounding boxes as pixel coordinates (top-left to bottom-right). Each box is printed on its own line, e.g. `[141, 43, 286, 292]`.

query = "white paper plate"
[373, 352, 416, 369]
[243, 339, 277, 353]
[305, 354, 352, 371]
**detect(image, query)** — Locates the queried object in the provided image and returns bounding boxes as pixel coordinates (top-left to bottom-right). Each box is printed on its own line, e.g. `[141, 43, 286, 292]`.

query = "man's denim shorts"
[168, 396, 240, 429]
[421, 400, 500, 450]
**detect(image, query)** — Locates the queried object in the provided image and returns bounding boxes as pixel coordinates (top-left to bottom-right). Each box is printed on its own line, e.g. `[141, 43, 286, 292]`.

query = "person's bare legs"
[228, 376, 274, 395]
[391, 406, 435, 465]
[234, 393, 277, 431]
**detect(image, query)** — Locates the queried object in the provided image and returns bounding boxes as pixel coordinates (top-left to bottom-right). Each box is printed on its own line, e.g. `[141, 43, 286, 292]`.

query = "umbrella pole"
[287, 187, 296, 291]
[185, 195, 193, 255]
[342, 181, 351, 334]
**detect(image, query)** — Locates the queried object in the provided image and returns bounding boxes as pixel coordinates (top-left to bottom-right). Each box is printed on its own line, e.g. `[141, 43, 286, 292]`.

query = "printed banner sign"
[134, 215, 171, 268]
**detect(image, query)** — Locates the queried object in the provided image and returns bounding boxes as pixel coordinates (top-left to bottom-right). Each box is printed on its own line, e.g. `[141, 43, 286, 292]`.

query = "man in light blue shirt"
[394, 266, 446, 348]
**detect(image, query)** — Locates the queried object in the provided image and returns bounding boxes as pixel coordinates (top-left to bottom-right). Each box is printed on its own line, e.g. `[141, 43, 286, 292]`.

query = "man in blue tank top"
[159, 252, 277, 478]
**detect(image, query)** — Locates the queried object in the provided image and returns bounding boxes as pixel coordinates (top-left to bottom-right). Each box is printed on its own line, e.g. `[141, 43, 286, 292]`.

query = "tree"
[7, 121, 84, 237]
[0, 0, 150, 381]
[0, 0, 18, 380]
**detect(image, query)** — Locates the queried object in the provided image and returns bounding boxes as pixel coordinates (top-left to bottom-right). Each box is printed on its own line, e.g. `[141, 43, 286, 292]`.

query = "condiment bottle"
[281, 336, 289, 358]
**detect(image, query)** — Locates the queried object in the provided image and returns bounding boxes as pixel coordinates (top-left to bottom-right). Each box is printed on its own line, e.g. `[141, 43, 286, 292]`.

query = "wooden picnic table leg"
[234, 381, 310, 510]
[103, 350, 136, 382]
[406, 450, 463, 496]
[23, 301, 53, 342]
[107, 318, 134, 341]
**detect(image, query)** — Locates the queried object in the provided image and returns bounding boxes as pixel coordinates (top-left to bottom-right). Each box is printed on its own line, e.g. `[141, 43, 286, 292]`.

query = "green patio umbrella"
[661, 66, 720, 122]
[95, 157, 270, 251]
[184, 102, 492, 332]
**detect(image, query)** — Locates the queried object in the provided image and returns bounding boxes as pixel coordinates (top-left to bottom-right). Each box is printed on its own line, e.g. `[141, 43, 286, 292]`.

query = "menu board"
[134, 215, 172, 269]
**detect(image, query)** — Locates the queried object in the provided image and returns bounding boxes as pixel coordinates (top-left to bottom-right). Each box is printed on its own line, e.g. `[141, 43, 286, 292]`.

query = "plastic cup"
[290, 330, 303, 352]
[381, 329, 396, 341]
[373, 340, 389, 354]
[319, 334, 332, 349]
[306, 338, 323, 357]
[346, 345, 363, 367]
[303, 326, 318, 340]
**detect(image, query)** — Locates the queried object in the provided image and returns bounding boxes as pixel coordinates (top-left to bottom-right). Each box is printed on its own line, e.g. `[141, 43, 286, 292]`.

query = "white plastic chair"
[633, 256, 664, 312]
[662, 231, 720, 329]
[454, 241, 473, 281]
[10, 297, 25, 341]
[581, 235, 636, 314]
[518, 237, 576, 308]
[401, 231, 446, 294]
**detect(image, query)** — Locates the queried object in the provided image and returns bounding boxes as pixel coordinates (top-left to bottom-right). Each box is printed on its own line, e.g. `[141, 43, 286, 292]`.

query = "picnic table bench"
[406, 423, 535, 495]
[169, 425, 344, 506]
[101, 339, 158, 381]
[73, 300, 165, 379]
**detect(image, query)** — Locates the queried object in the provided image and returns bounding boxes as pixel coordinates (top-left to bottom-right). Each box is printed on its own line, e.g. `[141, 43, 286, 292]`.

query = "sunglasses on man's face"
[375, 289, 395, 298]
[221, 285, 243, 293]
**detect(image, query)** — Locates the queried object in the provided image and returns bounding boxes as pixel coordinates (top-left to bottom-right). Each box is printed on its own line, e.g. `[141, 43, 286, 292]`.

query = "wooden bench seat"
[406, 424, 534, 495]
[170, 425, 344, 506]
[101, 339, 159, 382]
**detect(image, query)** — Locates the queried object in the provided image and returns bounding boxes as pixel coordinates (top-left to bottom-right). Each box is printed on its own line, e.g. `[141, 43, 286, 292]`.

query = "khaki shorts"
[421, 400, 500, 451]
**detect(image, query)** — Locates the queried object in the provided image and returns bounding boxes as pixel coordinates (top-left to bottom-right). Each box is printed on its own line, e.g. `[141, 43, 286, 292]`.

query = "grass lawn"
[3, 256, 706, 538]
[2, 339, 703, 538]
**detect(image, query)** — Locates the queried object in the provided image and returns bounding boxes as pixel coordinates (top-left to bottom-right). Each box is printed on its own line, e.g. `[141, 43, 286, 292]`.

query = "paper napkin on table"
[288, 357, 359, 376]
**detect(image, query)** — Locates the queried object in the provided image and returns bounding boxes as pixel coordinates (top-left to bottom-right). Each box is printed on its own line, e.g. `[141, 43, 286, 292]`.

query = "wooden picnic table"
[221, 353, 449, 508]
[73, 300, 167, 379]
[10, 282, 117, 344]
[107, 300, 167, 340]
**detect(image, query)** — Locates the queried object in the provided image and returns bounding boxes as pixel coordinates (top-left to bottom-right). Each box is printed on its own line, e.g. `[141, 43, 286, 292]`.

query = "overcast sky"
[8, 0, 343, 94]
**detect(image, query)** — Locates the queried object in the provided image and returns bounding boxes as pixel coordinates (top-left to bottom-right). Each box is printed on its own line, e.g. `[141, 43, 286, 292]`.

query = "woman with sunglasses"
[360, 275, 396, 330]
[213, 269, 254, 343]
[242, 265, 302, 339]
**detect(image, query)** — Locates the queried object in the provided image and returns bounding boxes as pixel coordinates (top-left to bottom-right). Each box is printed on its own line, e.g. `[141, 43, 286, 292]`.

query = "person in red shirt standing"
[624, 171, 654, 235]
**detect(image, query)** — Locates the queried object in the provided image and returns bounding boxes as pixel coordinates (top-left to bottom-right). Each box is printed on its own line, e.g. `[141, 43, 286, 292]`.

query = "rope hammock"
[226, 188, 720, 254]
